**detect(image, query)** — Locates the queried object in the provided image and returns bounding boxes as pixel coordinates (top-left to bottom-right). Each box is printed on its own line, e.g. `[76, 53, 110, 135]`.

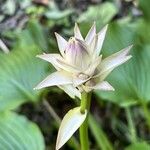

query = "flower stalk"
[34, 22, 132, 150]
[125, 107, 137, 143]
[80, 92, 91, 150]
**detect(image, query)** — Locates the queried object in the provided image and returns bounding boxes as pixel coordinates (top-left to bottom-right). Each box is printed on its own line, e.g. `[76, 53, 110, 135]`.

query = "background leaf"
[0, 24, 51, 111]
[89, 115, 114, 150]
[78, 2, 118, 30]
[138, 0, 150, 20]
[25, 20, 49, 51]
[0, 112, 45, 150]
[125, 142, 150, 150]
[45, 9, 74, 20]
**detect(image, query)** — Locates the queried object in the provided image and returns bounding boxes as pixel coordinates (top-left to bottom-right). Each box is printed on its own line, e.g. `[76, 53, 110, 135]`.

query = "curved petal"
[94, 24, 108, 57]
[85, 55, 102, 76]
[95, 69, 113, 81]
[36, 53, 62, 70]
[88, 34, 98, 54]
[73, 78, 88, 87]
[56, 107, 87, 150]
[74, 23, 84, 41]
[91, 81, 114, 91]
[34, 71, 72, 90]
[37, 54, 80, 73]
[85, 22, 96, 45]
[95, 45, 132, 78]
[55, 33, 68, 57]
[83, 80, 114, 92]
[58, 85, 81, 99]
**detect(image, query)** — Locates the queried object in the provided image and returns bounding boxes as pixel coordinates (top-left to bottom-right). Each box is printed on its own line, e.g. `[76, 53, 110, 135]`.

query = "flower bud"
[65, 37, 89, 70]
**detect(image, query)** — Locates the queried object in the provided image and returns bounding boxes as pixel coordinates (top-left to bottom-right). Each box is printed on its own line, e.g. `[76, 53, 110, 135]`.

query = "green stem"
[125, 107, 137, 143]
[79, 92, 91, 150]
[141, 102, 150, 128]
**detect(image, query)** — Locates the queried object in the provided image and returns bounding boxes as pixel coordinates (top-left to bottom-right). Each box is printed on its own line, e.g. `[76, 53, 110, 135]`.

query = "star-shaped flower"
[34, 23, 132, 98]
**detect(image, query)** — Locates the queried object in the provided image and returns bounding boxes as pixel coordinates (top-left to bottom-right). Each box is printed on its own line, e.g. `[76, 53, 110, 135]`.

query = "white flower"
[34, 22, 132, 98]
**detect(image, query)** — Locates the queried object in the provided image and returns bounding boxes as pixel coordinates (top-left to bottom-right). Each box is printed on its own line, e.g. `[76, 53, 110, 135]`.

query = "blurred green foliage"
[0, 0, 150, 149]
[0, 112, 45, 150]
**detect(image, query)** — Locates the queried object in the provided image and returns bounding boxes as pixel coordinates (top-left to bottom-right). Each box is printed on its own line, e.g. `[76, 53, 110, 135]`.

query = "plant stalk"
[141, 102, 150, 128]
[125, 107, 137, 143]
[79, 92, 91, 150]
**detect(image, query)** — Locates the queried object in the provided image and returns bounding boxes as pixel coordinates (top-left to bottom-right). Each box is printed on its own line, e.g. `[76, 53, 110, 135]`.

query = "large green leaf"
[78, 2, 118, 30]
[139, 0, 150, 20]
[0, 112, 45, 150]
[45, 9, 74, 20]
[27, 20, 49, 51]
[0, 29, 50, 111]
[95, 20, 150, 106]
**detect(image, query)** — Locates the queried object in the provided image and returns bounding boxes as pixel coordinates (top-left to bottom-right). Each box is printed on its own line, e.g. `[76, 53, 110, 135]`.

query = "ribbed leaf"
[0, 112, 45, 150]
[78, 2, 118, 29]
[139, 0, 150, 20]
[0, 26, 49, 111]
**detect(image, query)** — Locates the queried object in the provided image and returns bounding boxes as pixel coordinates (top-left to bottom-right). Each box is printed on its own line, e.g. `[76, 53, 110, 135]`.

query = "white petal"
[58, 85, 81, 99]
[36, 53, 61, 70]
[98, 45, 132, 76]
[56, 107, 87, 150]
[73, 75, 90, 87]
[34, 71, 72, 90]
[56, 58, 80, 73]
[85, 55, 102, 76]
[94, 24, 108, 57]
[37, 54, 79, 73]
[55, 32, 68, 57]
[85, 22, 96, 45]
[92, 81, 114, 91]
[88, 34, 98, 54]
[74, 23, 84, 40]
[97, 69, 113, 81]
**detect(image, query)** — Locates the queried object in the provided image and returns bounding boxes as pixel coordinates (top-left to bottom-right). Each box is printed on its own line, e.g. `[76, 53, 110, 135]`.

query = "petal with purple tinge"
[55, 33, 68, 57]
[94, 24, 108, 57]
[56, 107, 87, 150]
[85, 22, 96, 45]
[74, 23, 84, 40]
[34, 71, 72, 90]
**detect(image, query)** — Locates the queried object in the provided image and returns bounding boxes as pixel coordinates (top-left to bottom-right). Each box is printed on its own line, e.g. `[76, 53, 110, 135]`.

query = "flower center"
[78, 73, 89, 80]
[69, 37, 76, 43]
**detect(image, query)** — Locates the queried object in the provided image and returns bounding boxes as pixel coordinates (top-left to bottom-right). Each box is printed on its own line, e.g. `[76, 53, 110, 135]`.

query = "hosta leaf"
[95, 20, 150, 106]
[45, 9, 74, 20]
[139, 0, 150, 20]
[56, 107, 87, 150]
[0, 112, 45, 150]
[78, 2, 118, 29]
[125, 142, 150, 150]
[0, 30, 49, 111]
[27, 20, 49, 51]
